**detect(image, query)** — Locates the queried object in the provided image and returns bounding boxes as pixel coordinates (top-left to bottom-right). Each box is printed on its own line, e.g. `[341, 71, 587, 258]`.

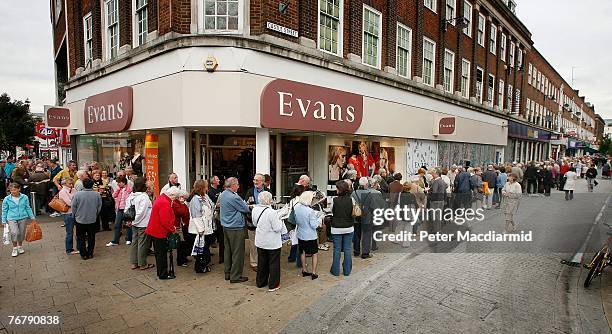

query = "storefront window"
[76, 130, 172, 191]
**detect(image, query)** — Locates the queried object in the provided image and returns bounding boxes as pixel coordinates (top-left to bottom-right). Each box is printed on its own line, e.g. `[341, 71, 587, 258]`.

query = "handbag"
[49, 196, 69, 213]
[3, 226, 10, 245]
[286, 204, 297, 230]
[25, 221, 43, 242]
[123, 204, 136, 222]
[352, 193, 363, 217]
[167, 232, 180, 250]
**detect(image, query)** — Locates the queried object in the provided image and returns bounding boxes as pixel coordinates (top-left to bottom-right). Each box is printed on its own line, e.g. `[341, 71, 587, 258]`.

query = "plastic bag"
[3, 225, 10, 245]
[191, 234, 206, 256]
[25, 221, 43, 242]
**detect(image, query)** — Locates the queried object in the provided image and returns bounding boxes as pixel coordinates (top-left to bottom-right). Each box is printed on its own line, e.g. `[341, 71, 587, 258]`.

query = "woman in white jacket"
[188, 180, 215, 273]
[563, 167, 578, 201]
[125, 177, 153, 270]
[252, 191, 286, 291]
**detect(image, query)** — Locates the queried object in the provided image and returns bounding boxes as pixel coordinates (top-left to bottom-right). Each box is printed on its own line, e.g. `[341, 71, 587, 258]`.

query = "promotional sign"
[145, 134, 159, 197]
[260, 79, 363, 134]
[406, 139, 438, 176]
[84, 86, 133, 134]
[438, 117, 456, 135]
[44, 106, 71, 128]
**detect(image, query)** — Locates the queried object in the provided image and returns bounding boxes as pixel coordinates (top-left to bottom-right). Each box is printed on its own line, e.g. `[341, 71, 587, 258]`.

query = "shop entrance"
[199, 135, 256, 192]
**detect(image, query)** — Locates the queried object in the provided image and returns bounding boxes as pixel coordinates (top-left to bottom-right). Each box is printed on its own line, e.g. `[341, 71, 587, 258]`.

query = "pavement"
[0, 176, 610, 334]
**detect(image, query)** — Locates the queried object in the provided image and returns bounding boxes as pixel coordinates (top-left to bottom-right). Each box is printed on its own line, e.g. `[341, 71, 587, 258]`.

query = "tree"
[0, 93, 36, 153]
[600, 135, 612, 156]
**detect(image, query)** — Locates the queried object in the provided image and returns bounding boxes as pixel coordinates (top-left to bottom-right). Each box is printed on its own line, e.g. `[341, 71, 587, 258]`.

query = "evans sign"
[260, 79, 363, 134]
[84, 87, 133, 134]
[45, 106, 71, 128]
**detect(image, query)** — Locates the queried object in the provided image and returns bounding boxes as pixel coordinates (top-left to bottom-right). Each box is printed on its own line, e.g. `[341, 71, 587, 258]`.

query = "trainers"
[126, 241, 132, 245]
[106, 241, 119, 247]
[49, 212, 61, 217]
[17, 246, 24, 254]
[11, 248, 18, 257]
[268, 285, 280, 292]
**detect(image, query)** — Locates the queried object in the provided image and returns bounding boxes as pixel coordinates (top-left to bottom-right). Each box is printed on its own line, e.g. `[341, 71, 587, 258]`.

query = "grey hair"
[358, 177, 369, 187]
[257, 191, 274, 205]
[345, 170, 358, 179]
[368, 177, 379, 188]
[224, 177, 239, 188]
[372, 175, 383, 183]
[165, 186, 182, 199]
[76, 170, 88, 178]
[61, 178, 73, 185]
[378, 168, 387, 175]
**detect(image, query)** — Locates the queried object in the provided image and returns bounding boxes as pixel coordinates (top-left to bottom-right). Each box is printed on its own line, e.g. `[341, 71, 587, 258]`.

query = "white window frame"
[514, 89, 520, 114]
[477, 13, 485, 47]
[199, 0, 244, 34]
[489, 24, 497, 54]
[475, 66, 484, 103]
[507, 84, 513, 111]
[500, 33, 506, 61]
[104, 0, 119, 61]
[443, 49, 455, 93]
[83, 13, 93, 67]
[526, 98, 531, 119]
[517, 48, 523, 68]
[422, 37, 436, 87]
[487, 73, 495, 105]
[362, 5, 382, 69]
[460, 59, 470, 98]
[462, 1, 472, 37]
[396, 23, 412, 78]
[498, 79, 504, 109]
[509, 41, 515, 67]
[446, 0, 456, 23]
[318, 0, 344, 56]
[424, 0, 437, 13]
[132, 0, 148, 48]
[528, 63, 533, 85]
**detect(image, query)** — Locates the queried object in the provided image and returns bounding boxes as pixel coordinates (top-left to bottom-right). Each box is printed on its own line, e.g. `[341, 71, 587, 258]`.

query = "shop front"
[64, 46, 508, 198]
[506, 121, 552, 163]
[567, 138, 590, 157]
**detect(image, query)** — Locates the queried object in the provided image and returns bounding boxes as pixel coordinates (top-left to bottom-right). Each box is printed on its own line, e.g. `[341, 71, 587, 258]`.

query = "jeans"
[112, 209, 132, 243]
[288, 244, 302, 268]
[330, 232, 353, 276]
[64, 213, 81, 253]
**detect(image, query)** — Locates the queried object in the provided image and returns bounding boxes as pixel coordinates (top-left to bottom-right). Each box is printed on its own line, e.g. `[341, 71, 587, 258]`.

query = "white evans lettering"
[277, 92, 356, 123]
[87, 102, 124, 124]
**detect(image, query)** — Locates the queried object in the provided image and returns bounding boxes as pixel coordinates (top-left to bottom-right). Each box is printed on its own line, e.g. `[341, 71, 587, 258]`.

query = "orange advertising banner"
[145, 134, 160, 197]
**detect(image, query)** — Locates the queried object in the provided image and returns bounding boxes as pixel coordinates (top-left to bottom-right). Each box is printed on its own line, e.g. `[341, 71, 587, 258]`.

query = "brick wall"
[119, 0, 132, 47]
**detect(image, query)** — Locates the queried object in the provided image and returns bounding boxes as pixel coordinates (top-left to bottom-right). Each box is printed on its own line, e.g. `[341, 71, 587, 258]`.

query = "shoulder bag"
[49, 195, 69, 213]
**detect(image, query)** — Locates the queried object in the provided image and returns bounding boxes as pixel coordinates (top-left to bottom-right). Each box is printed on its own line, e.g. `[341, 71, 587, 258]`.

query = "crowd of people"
[1, 154, 610, 291]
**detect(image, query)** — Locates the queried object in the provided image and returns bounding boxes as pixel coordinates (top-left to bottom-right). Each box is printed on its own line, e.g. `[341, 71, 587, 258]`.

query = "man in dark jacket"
[482, 165, 497, 209]
[453, 167, 471, 209]
[428, 169, 447, 232]
[524, 162, 538, 194]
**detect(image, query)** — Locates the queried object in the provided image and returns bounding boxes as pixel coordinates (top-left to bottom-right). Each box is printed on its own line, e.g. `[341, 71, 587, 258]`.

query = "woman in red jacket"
[146, 186, 179, 280]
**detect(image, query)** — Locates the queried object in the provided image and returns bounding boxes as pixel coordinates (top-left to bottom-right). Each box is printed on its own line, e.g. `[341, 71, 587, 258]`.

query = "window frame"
[528, 63, 533, 85]
[362, 5, 383, 69]
[475, 66, 484, 103]
[396, 22, 412, 78]
[477, 13, 486, 47]
[424, 0, 437, 13]
[489, 23, 497, 54]
[83, 12, 93, 67]
[104, 0, 120, 61]
[500, 33, 506, 62]
[506, 84, 513, 111]
[487, 73, 495, 105]
[422, 37, 437, 87]
[517, 48, 523, 68]
[509, 41, 515, 67]
[443, 49, 455, 93]
[462, 1, 473, 37]
[199, 0, 244, 34]
[445, 0, 456, 23]
[132, 0, 148, 48]
[317, 0, 344, 56]
[460, 58, 470, 98]
[498, 79, 505, 109]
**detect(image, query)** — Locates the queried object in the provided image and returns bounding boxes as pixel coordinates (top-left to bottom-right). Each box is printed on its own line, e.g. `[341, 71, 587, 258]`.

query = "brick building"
[50, 0, 602, 192]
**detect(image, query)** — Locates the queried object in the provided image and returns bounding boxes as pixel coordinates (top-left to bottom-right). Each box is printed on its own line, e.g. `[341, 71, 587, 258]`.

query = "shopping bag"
[25, 221, 43, 242]
[3, 225, 10, 245]
[191, 234, 206, 256]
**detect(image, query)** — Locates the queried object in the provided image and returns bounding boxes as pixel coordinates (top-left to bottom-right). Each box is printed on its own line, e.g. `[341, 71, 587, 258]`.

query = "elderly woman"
[146, 186, 178, 280]
[563, 167, 578, 201]
[294, 190, 323, 280]
[107, 176, 133, 246]
[2, 183, 37, 257]
[58, 178, 80, 255]
[330, 180, 354, 277]
[187, 180, 215, 273]
[502, 174, 522, 233]
[126, 177, 153, 270]
[74, 170, 90, 191]
[173, 189, 191, 267]
[253, 191, 285, 291]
